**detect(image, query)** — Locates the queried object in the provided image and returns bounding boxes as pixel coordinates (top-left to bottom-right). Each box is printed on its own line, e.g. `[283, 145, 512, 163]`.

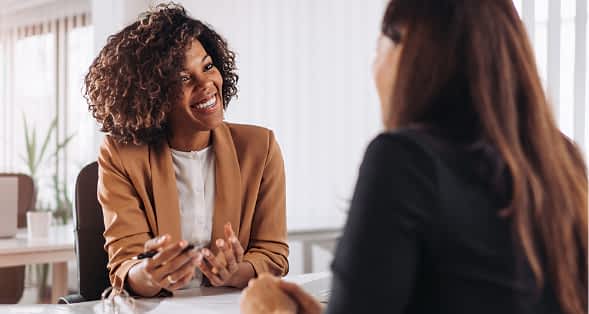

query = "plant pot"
[26, 211, 52, 239]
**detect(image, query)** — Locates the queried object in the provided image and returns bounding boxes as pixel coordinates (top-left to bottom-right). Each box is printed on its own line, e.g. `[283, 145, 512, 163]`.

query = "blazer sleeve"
[243, 131, 290, 276]
[98, 137, 151, 290]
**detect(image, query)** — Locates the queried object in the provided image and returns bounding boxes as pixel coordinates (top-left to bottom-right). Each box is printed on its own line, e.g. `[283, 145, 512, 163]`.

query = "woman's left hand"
[198, 222, 254, 288]
[240, 273, 298, 314]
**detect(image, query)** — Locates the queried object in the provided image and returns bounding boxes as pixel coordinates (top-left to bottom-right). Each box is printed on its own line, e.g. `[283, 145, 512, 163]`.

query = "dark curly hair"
[84, 2, 238, 145]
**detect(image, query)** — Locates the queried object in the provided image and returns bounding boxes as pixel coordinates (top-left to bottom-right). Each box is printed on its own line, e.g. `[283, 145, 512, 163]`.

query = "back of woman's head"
[381, 1, 587, 313]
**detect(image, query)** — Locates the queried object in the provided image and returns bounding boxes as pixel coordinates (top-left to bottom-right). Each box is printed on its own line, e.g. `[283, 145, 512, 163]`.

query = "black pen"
[133, 242, 196, 260]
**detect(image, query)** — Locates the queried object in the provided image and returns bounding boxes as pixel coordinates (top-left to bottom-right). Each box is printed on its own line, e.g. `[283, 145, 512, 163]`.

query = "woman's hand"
[278, 280, 323, 314]
[240, 273, 298, 314]
[127, 234, 200, 297]
[197, 222, 255, 288]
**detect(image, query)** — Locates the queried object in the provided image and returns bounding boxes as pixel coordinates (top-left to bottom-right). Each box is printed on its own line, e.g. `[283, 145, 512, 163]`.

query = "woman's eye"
[180, 76, 191, 82]
[204, 63, 214, 71]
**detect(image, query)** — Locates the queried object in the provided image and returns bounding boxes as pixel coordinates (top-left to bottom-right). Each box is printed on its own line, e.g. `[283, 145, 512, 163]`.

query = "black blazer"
[326, 130, 563, 314]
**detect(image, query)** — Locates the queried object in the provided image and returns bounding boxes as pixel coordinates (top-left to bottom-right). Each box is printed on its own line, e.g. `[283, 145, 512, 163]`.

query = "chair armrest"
[58, 294, 88, 304]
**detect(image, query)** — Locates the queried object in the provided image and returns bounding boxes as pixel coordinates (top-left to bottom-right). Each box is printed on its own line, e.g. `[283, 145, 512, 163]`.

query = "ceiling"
[0, 0, 59, 16]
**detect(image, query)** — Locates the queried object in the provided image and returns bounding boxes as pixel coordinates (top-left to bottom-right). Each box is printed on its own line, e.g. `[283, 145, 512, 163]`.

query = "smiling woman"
[84, 3, 289, 298]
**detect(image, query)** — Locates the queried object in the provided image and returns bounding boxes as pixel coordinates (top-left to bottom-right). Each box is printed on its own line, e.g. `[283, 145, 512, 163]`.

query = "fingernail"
[216, 239, 224, 248]
[179, 240, 187, 248]
[230, 236, 238, 243]
[203, 249, 210, 256]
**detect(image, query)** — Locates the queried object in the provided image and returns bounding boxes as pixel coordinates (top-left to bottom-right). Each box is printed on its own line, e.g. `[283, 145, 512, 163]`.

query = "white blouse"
[170, 146, 215, 286]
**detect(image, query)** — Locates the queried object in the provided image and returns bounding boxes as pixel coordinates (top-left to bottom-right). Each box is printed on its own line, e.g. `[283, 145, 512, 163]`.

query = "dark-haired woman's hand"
[197, 223, 255, 288]
[240, 274, 298, 314]
[127, 234, 200, 297]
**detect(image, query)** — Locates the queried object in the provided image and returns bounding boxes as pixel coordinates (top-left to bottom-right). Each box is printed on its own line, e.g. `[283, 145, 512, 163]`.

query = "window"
[0, 14, 94, 212]
[515, 0, 587, 157]
[65, 23, 95, 204]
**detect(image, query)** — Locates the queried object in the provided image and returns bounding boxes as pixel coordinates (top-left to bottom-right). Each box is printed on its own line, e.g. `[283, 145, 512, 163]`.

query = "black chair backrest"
[73, 162, 110, 300]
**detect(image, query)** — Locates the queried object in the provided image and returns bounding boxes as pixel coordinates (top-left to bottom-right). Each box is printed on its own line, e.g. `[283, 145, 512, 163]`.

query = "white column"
[547, 0, 562, 117]
[522, 0, 536, 39]
[574, 0, 587, 155]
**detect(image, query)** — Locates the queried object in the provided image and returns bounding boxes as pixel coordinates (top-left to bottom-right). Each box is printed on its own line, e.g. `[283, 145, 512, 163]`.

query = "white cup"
[27, 211, 52, 239]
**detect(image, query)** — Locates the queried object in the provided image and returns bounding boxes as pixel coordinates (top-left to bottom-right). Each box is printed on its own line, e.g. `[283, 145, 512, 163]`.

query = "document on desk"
[286, 272, 332, 304]
[140, 287, 241, 313]
[90, 274, 332, 313]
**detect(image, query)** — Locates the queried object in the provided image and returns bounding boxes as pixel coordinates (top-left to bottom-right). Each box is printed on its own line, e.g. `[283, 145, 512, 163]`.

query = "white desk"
[0, 225, 75, 304]
[0, 272, 330, 313]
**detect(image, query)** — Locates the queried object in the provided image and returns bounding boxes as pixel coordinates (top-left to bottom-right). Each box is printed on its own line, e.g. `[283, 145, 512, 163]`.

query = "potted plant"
[21, 114, 75, 302]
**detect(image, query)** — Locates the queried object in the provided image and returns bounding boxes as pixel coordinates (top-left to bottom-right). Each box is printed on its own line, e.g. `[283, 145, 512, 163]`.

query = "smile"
[190, 94, 219, 114]
[194, 95, 216, 110]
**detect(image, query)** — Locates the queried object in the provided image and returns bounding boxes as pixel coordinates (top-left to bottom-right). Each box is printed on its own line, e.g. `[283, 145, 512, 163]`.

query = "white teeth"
[195, 96, 216, 110]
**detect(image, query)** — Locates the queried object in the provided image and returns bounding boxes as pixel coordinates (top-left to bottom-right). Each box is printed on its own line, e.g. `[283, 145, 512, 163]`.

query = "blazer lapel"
[210, 123, 242, 253]
[149, 139, 182, 242]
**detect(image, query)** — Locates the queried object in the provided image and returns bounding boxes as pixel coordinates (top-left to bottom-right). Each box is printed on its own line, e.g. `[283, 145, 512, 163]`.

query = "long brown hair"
[381, 1, 588, 313]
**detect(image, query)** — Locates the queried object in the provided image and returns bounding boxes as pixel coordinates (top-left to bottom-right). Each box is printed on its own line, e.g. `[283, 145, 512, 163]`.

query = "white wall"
[89, 0, 589, 232]
[196, 0, 387, 230]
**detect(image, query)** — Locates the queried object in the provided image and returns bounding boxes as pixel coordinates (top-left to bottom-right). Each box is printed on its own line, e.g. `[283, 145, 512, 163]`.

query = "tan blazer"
[98, 122, 289, 289]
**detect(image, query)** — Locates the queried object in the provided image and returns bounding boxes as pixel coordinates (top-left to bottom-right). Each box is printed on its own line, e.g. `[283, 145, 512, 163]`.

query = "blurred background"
[0, 0, 587, 304]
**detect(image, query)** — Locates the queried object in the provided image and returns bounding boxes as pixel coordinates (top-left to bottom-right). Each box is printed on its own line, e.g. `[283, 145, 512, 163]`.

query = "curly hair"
[84, 2, 238, 145]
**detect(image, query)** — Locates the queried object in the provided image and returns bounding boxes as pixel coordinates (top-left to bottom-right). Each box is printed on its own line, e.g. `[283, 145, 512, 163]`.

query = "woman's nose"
[192, 76, 215, 91]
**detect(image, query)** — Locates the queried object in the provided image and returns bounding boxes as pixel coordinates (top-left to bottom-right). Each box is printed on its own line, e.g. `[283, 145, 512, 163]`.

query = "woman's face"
[373, 33, 403, 129]
[168, 39, 224, 133]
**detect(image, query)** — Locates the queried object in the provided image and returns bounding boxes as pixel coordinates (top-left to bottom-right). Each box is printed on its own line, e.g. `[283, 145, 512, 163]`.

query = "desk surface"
[0, 272, 330, 314]
[0, 225, 74, 254]
[0, 225, 75, 267]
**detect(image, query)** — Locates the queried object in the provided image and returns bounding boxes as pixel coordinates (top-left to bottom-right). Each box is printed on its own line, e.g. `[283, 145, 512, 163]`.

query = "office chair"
[59, 162, 110, 303]
[0, 173, 35, 304]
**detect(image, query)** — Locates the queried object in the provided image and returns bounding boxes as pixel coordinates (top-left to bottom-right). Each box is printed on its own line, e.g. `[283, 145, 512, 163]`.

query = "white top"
[171, 146, 216, 286]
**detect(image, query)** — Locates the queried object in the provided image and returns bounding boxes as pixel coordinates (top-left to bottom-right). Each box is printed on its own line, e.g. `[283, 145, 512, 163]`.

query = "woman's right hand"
[127, 234, 200, 297]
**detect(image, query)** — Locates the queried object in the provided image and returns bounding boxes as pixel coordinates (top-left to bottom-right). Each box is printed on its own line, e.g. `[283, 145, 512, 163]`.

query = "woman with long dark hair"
[240, 0, 588, 313]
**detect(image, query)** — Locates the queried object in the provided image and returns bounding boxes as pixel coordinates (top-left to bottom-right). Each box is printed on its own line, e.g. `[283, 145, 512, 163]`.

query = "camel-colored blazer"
[97, 122, 289, 289]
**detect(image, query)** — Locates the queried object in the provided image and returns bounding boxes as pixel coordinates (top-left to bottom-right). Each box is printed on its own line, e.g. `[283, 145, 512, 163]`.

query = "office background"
[0, 0, 587, 303]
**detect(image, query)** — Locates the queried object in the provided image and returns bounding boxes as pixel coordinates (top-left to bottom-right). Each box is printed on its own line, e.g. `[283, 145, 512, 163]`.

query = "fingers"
[157, 251, 199, 289]
[150, 247, 198, 283]
[201, 248, 232, 283]
[224, 222, 235, 240]
[230, 236, 244, 263]
[223, 222, 244, 263]
[167, 270, 194, 291]
[145, 240, 189, 272]
[217, 238, 239, 273]
[144, 234, 170, 252]
[279, 281, 321, 311]
[198, 254, 222, 286]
